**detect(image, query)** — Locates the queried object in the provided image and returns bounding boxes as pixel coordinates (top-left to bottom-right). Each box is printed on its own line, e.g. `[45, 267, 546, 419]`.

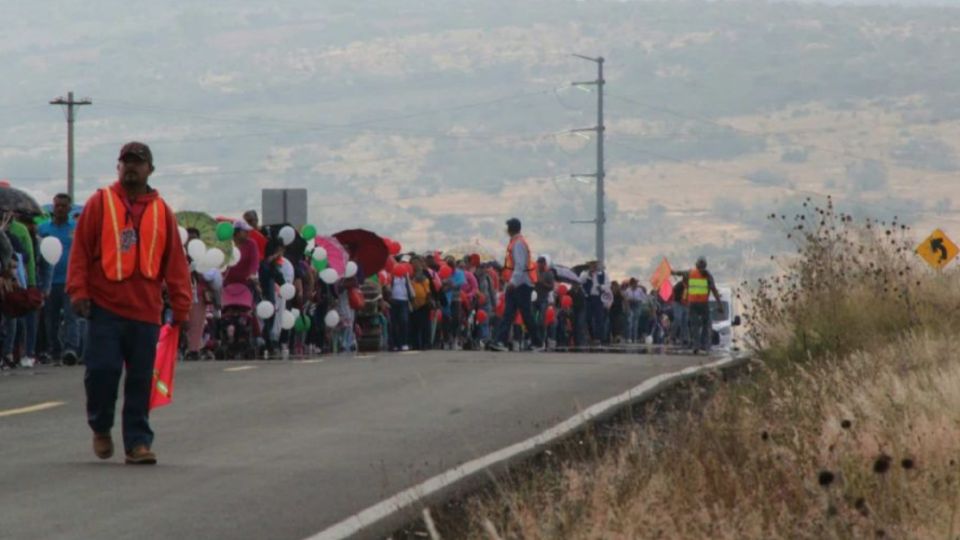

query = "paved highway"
[1, 351, 713, 540]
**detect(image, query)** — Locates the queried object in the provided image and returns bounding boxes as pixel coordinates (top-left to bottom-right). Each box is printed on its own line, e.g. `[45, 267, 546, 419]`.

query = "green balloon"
[313, 258, 328, 272]
[301, 224, 317, 240]
[34, 215, 50, 226]
[215, 221, 234, 241]
[295, 315, 312, 333]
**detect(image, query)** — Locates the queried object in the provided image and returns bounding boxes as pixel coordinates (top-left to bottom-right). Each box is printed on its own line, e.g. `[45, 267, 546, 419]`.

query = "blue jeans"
[587, 296, 605, 342]
[46, 283, 80, 357]
[496, 284, 541, 347]
[671, 303, 690, 345]
[1, 314, 36, 357]
[390, 299, 410, 349]
[84, 304, 161, 452]
[689, 303, 711, 351]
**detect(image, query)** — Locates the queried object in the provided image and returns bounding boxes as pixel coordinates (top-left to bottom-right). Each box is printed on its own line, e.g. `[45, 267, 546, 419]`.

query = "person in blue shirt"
[38, 193, 80, 365]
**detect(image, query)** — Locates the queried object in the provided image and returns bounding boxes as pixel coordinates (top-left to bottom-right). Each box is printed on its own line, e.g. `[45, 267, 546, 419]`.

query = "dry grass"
[433, 202, 960, 539]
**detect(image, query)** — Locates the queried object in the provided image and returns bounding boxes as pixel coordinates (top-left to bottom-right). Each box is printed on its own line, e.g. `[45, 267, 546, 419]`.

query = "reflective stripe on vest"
[100, 188, 168, 282]
[502, 234, 538, 284]
[686, 269, 710, 304]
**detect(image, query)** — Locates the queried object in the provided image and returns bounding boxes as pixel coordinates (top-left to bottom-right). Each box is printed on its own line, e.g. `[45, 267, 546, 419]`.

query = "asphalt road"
[0, 350, 709, 540]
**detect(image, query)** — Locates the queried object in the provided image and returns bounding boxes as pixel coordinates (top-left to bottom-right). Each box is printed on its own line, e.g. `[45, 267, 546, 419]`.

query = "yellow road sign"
[916, 229, 958, 270]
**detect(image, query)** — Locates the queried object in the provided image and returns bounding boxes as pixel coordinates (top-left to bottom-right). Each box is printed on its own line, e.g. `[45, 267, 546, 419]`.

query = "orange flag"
[649, 258, 673, 289]
[149, 324, 180, 410]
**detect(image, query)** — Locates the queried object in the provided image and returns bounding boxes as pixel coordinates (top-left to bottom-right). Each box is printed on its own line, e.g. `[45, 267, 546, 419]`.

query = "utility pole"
[570, 55, 606, 265]
[50, 91, 92, 201]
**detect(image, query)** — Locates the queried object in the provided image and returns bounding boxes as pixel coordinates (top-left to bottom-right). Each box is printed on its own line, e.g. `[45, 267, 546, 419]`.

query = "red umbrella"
[333, 229, 389, 277]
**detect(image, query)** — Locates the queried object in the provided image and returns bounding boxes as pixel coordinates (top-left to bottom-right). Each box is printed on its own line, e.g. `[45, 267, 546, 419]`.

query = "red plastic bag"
[149, 324, 180, 410]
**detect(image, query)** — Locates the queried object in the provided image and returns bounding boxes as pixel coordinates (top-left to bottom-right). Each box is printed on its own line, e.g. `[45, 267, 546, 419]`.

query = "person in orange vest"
[672, 256, 723, 354]
[490, 218, 542, 352]
[67, 142, 192, 465]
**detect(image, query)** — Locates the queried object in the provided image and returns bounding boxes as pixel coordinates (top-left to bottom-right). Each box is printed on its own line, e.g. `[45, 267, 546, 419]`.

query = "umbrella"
[553, 265, 582, 284]
[314, 235, 349, 275]
[175, 211, 232, 252]
[333, 229, 389, 276]
[442, 243, 500, 264]
[0, 186, 42, 217]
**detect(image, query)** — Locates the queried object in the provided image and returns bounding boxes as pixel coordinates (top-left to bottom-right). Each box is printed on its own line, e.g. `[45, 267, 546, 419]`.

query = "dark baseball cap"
[118, 142, 153, 165]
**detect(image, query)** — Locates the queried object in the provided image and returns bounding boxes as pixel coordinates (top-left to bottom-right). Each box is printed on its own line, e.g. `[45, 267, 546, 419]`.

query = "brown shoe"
[125, 445, 157, 465]
[93, 432, 113, 460]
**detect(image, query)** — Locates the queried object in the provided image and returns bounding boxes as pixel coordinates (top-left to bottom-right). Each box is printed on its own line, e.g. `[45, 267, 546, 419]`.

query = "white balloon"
[344, 261, 358, 278]
[279, 283, 296, 301]
[279, 226, 296, 246]
[204, 248, 225, 269]
[531, 291, 538, 302]
[319, 268, 339, 284]
[178, 226, 188, 245]
[291, 308, 301, 319]
[226, 245, 241, 267]
[305, 239, 316, 253]
[312, 247, 327, 262]
[401, 254, 411, 263]
[39, 236, 63, 265]
[187, 239, 206, 261]
[256, 301, 275, 319]
[281, 310, 296, 330]
[324, 310, 340, 328]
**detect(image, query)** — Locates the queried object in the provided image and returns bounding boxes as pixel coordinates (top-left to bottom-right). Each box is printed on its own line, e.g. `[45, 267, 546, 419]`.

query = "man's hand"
[72, 298, 91, 318]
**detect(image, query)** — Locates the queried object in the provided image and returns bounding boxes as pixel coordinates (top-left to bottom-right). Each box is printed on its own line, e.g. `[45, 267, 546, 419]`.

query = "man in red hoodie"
[68, 142, 191, 465]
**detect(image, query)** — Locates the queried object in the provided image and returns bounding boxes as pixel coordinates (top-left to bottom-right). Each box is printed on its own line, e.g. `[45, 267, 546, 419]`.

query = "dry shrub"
[461, 332, 960, 539]
[450, 201, 960, 539]
[742, 196, 960, 367]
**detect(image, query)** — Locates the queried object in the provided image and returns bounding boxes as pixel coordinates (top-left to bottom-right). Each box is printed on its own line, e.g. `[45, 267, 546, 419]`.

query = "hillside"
[3, 0, 960, 277]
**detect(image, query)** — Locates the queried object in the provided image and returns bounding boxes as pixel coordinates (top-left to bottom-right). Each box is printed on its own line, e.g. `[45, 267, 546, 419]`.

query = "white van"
[709, 286, 741, 352]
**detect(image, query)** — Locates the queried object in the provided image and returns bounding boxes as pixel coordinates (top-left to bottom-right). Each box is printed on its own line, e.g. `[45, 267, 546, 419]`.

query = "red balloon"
[378, 270, 389, 284]
[459, 291, 469, 306]
[384, 256, 396, 273]
[560, 295, 574, 309]
[348, 287, 365, 310]
[389, 240, 402, 256]
[496, 296, 505, 317]
[476, 310, 489, 324]
[391, 264, 407, 278]
[476, 293, 487, 306]
[514, 312, 523, 325]
[557, 284, 569, 296]
[438, 264, 453, 280]
[545, 305, 557, 326]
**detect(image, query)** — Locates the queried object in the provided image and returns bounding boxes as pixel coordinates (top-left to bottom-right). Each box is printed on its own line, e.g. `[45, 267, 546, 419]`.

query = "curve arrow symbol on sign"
[931, 238, 949, 262]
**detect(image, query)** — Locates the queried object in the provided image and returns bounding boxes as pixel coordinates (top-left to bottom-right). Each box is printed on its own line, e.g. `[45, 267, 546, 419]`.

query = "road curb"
[305, 353, 749, 540]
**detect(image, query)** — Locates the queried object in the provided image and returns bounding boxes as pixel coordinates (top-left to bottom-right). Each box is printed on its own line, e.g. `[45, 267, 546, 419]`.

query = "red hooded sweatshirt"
[67, 182, 192, 325]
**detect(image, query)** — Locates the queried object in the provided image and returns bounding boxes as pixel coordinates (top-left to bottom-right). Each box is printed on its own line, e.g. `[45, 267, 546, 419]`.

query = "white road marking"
[223, 365, 258, 372]
[0, 401, 66, 418]
[304, 355, 743, 540]
[293, 359, 324, 364]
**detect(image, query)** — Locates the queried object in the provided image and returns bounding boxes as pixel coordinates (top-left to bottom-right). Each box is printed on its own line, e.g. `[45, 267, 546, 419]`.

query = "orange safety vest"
[502, 234, 538, 284]
[686, 268, 710, 304]
[100, 188, 168, 282]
